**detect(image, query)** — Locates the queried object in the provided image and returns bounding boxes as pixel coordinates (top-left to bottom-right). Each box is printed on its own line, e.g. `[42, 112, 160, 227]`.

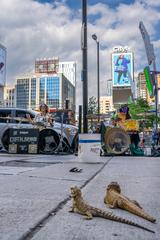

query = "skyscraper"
[16, 73, 75, 110]
[59, 61, 76, 86]
[137, 72, 155, 104]
[106, 79, 112, 96]
[100, 96, 113, 113]
[35, 59, 76, 86]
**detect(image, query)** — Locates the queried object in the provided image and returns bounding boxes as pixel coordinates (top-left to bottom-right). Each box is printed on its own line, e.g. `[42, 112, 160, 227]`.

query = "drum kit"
[104, 126, 131, 155]
[1, 114, 137, 155]
[0, 114, 71, 154]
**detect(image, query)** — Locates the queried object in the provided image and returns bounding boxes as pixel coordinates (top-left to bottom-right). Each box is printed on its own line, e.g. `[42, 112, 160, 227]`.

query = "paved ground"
[0, 153, 159, 240]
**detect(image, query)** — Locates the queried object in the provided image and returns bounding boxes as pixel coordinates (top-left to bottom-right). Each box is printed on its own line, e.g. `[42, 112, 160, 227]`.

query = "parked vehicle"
[0, 108, 78, 153]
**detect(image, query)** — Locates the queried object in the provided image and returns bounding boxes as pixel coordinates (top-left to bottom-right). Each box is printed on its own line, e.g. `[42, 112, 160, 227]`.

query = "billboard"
[35, 58, 59, 74]
[112, 52, 133, 87]
[0, 44, 6, 86]
[113, 88, 132, 105]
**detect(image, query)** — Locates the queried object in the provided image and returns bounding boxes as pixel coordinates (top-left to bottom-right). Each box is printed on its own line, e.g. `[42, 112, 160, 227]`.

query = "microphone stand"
[55, 112, 70, 154]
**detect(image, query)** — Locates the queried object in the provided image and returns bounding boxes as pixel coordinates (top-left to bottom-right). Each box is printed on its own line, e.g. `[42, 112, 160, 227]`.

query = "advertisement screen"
[35, 59, 59, 74]
[0, 44, 6, 86]
[112, 52, 133, 87]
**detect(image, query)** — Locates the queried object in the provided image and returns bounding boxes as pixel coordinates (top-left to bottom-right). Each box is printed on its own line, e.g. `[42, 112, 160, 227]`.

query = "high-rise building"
[106, 79, 112, 96]
[35, 59, 76, 87]
[4, 85, 15, 107]
[16, 73, 75, 110]
[137, 72, 155, 104]
[100, 96, 113, 114]
[59, 61, 76, 86]
[137, 72, 147, 99]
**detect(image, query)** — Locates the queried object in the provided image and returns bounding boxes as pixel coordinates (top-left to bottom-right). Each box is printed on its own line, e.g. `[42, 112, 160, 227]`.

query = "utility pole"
[82, 0, 88, 133]
[92, 34, 100, 122]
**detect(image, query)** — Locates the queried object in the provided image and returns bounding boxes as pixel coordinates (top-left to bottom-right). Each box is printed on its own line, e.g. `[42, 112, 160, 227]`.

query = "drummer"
[27, 104, 53, 127]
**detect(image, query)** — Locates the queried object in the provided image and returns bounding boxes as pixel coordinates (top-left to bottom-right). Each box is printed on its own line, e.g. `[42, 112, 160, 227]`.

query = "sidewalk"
[0, 154, 159, 240]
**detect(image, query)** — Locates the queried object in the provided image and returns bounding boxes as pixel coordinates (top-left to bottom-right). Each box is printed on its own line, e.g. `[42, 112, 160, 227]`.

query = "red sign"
[35, 59, 59, 74]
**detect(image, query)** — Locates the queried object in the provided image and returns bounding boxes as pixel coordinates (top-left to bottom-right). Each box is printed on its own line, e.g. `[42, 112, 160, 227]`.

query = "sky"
[0, 0, 160, 106]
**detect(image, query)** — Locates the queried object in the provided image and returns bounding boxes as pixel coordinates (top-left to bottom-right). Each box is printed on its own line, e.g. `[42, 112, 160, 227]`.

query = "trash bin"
[78, 134, 101, 161]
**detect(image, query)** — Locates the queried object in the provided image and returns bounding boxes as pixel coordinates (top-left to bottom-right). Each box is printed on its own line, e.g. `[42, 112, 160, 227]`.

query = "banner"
[9, 128, 39, 154]
[112, 52, 133, 87]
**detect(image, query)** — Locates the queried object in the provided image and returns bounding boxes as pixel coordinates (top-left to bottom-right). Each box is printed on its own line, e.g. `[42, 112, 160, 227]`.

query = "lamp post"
[92, 34, 100, 122]
[82, 0, 88, 133]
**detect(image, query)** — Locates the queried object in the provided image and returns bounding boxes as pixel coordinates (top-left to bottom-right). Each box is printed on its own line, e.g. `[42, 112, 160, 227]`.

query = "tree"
[128, 97, 160, 129]
[88, 96, 98, 114]
[128, 97, 150, 119]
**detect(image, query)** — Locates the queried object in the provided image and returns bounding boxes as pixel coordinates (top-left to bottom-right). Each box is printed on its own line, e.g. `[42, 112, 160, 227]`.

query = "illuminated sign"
[35, 58, 59, 74]
[113, 46, 130, 53]
[0, 44, 6, 86]
[144, 66, 154, 97]
[112, 52, 133, 87]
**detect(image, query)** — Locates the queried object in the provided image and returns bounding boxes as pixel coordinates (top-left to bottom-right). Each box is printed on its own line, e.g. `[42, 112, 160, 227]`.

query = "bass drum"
[39, 128, 60, 154]
[104, 127, 130, 155]
[1, 128, 10, 152]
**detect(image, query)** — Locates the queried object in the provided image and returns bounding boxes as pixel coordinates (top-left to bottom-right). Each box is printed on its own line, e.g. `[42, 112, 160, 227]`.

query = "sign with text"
[9, 128, 39, 154]
[35, 59, 59, 74]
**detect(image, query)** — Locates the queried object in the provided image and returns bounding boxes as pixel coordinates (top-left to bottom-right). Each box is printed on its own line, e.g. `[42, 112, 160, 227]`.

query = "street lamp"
[92, 33, 100, 122]
[82, 0, 88, 133]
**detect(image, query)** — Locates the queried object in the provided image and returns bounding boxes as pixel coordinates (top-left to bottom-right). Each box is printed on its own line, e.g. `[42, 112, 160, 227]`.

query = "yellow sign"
[123, 119, 139, 131]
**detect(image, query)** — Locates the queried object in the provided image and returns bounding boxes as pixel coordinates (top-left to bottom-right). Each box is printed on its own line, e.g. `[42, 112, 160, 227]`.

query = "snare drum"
[38, 128, 60, 154]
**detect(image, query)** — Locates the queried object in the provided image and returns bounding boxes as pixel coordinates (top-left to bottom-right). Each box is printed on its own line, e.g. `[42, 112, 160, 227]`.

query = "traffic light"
[144, 66, 154, 98]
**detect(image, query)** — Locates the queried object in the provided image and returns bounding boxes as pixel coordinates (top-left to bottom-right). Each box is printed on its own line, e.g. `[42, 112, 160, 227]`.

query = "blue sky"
[0, 0, 160, 105]
[37, 0, 135, 9]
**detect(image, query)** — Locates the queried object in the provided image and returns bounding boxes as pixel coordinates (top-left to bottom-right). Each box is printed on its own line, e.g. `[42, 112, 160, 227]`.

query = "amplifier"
[8, 128, 39, 154]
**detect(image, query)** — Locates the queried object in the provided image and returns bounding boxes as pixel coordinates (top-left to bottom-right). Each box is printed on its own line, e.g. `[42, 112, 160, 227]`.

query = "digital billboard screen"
[0, 44, 6, 86]
[112, 52, 133, 87]
[35, 59, 59, 74]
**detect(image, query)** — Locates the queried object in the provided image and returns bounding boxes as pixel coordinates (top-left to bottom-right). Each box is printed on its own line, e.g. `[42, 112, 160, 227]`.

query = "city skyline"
[0, 0, 160, 106]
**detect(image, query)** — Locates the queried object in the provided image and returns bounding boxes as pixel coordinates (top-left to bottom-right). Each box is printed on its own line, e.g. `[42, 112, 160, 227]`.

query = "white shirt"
[34, 113, 53, 127]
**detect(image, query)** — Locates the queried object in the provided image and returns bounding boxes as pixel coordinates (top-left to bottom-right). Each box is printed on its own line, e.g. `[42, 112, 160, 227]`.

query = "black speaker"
[8, 128, 39, 154]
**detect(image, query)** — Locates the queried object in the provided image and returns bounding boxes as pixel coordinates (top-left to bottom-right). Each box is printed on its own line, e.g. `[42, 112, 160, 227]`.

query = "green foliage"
[88, 96, 98, 114]
[128, 98, 150, 119]
[128, 97, 160, 129]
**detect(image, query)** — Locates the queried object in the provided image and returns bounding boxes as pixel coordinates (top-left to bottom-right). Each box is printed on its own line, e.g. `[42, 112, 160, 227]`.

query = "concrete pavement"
[0, 154, 159, 240]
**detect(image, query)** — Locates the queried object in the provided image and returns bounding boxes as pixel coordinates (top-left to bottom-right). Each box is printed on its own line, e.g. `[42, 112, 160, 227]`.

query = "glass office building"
[31, 78, 36, 109]
[16, 73, 75, 110]
[46, 76, 60, 108]
[16, 78, 30, 109]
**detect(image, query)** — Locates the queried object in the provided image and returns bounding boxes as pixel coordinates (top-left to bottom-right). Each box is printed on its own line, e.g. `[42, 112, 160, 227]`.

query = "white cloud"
[0, 0, 160, 107]
[137, 0, 160, 7]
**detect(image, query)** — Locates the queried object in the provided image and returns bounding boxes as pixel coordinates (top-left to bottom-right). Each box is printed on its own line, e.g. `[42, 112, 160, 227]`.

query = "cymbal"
[0, 116, 13, 119]
[0, 116, 29, 122]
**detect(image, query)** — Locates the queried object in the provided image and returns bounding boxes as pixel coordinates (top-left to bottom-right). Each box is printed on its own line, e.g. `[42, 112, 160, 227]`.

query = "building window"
[46, 77, 60, 108]
[31, 78, 36, 107]
[40, 77, 45, 103]
[16, 78, 29, 108]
